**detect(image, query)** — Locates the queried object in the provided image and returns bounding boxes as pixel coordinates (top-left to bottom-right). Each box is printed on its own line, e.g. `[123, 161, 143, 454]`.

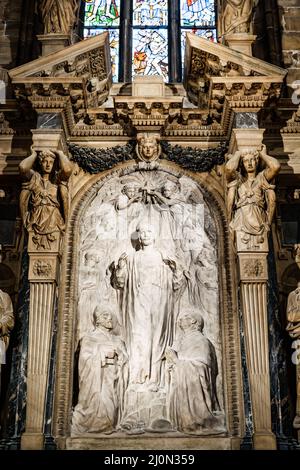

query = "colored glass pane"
[133, 0, 168, 26]
[84, 29, 119, 82]
[84, 0, 120, 27]
[132, 29, 168, 81]
[180, 0, 216, 27]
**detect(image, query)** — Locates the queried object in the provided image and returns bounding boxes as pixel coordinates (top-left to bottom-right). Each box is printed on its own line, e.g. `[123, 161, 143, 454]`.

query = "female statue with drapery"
[19, 148, 72, 249]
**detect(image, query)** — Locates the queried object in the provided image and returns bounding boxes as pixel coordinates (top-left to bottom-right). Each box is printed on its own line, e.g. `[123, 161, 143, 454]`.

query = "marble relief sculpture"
[111, 222, 186, 432]
[223, 0, 253, 35]
[286, 282, 300, 339]
[40, 0, 79, 35]
[73, 169, 225, 436]
[286, 282, 300, 430]
[72, 307, 128, 434]
[19, 148, 72, 249]
[0, 288, 14, 364]
[225, 145, 280, 249]
[0, 287, 14, 399]
[166, 310, 222, 435]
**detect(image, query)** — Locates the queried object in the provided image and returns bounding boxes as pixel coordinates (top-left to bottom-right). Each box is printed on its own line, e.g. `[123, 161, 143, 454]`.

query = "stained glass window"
[133, 29, 168, 80]
[84, 0, 120, 28]
[181, 0, 216, 27]
[84, 1, 121, 82]
[133, 0, 168, 26]
[83, 1, 217, 82]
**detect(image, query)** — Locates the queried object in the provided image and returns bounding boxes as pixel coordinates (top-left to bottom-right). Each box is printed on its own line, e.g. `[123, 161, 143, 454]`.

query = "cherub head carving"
[136, 133, 161, 163]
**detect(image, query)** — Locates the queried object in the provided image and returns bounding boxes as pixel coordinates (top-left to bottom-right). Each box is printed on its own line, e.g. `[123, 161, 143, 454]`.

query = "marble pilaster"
[229, 126, 277, 450]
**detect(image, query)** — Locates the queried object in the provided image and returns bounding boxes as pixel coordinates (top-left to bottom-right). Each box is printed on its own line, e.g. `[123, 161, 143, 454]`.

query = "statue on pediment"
[40, 0, 79, 35]
[223, 0, 253, 35]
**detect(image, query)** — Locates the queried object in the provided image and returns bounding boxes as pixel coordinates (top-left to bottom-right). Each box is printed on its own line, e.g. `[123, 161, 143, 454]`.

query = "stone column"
[20, 235, 60, 450]
[228, 127, 277, 450]
[20, 128, 69, 450]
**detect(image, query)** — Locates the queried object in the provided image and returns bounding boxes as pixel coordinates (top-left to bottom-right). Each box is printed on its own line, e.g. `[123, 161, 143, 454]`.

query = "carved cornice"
[9, 34, 112, 129]
[184, 35, 287, 135]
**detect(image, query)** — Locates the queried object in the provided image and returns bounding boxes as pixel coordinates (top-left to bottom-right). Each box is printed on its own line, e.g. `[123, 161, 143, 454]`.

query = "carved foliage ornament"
[242, 259, 264, 278]
[68, 141, 227, 174]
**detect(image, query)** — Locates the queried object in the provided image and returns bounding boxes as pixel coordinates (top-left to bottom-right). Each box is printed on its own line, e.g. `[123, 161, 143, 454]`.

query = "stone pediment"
[184, 34, 287, 120]
[8, 33, 112, 123]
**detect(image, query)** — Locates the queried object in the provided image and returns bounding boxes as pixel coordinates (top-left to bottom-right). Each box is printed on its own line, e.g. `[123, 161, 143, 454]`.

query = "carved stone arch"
[52, 160, 245, 449]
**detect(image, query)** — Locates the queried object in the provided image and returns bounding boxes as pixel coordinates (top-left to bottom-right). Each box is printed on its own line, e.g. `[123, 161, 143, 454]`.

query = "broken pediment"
[184, 34, 287, 122]
[8, 33, 112, 123]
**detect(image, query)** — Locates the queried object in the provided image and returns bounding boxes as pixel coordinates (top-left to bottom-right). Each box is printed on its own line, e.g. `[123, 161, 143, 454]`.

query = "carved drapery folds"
[0, 288, 14, 363]
[40, 0, 79, 35]
[19, 148, 72, 250]
[286, 282, 300, 433]
[225, 145, 280, 251]
[222, 0, 253, 35]
[225, 139, 280, 449]
[51, 161, 246, 450]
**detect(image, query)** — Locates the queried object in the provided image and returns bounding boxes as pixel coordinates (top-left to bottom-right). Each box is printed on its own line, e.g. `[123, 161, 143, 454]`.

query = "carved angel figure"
[40, 0, 79, 34]
[225, 145, 280, 247]
[223, 0, 253, 35]
[19, 148, 72, 249]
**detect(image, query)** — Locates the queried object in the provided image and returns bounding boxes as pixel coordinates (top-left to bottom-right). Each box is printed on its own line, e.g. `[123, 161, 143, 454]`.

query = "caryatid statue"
[286, 281, 300, 430]
[40, 0, 79, 35]
[19, 147, 72, 250]
[222, 0, 253, 35]
[225, 145, 280, 249]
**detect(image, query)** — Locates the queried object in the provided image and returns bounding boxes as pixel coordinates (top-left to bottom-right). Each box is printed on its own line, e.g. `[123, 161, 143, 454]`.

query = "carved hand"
[118, 253, 128, 269]
[163, 258, 177, 272]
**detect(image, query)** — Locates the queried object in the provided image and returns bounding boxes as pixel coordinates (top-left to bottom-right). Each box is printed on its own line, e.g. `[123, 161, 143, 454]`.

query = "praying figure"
[72, 307, 128, 434]
[166, 309, 222, 435]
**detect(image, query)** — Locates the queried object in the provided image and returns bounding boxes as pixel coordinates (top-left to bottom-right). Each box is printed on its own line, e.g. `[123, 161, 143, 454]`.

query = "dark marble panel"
[235, 113, 259, 129]
[267, 234, 299, 449]
[37, 113, 62, 129]
[0, 244, 29, 449]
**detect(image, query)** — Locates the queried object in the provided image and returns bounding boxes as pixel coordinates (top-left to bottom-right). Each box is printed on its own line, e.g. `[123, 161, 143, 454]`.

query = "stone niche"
[52, 162, 244, 450]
